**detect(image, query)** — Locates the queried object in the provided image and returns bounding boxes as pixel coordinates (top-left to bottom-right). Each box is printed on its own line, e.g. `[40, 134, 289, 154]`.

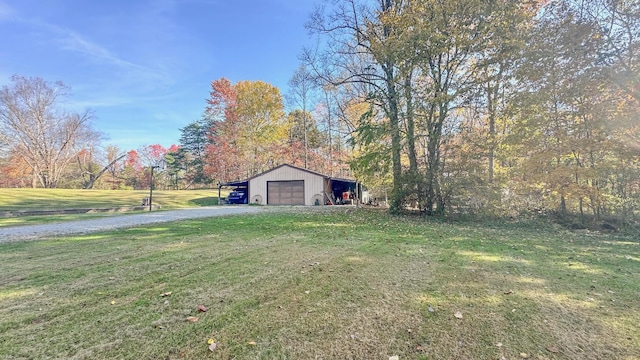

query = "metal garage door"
[267, 180, 305, 205]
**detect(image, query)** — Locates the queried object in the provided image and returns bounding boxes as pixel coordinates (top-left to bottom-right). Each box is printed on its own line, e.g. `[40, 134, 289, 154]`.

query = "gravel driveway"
[0, 206, 263, 243]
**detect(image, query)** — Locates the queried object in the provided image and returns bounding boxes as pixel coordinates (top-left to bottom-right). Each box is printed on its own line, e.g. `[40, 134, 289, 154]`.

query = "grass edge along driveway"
[0, 206, 262, 243]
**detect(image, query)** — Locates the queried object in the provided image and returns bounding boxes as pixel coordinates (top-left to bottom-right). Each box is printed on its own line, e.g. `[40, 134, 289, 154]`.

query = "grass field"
[0, 209, 638, 359]
[0, 189, 221, 227]
[0, 189, 220, 211]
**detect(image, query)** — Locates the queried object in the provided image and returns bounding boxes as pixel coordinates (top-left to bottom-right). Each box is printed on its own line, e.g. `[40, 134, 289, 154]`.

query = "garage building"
[218, 164, 360, 206]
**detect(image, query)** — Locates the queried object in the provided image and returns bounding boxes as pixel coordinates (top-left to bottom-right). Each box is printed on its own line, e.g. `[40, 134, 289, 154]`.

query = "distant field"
[0, 189, 223, 227]
[0, 210, 638, 359]
[0, 189, 220, 211]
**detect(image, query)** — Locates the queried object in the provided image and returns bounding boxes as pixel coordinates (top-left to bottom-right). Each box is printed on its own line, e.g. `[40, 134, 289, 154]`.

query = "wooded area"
[303, 0, 640, 224]
[1, 0, 638, 225]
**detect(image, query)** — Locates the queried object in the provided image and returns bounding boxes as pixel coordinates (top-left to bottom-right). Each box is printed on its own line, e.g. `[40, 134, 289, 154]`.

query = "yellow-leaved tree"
[234, 80, 288, 176]
[204, 78, 288, 182]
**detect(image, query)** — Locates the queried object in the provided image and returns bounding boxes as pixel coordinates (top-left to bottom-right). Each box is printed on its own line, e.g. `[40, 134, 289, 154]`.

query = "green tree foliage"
[287, 110, 325, 149]
[176, 118, 212, 187]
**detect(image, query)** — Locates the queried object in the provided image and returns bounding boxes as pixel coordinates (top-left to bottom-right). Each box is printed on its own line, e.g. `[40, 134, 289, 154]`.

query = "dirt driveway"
[0, 206, 263, 243]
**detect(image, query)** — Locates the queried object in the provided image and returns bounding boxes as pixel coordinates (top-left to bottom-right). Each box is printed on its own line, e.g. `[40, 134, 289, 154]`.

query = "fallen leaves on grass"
[520, 352, 529, 358]
[454, 311, 463, 319]
[207, 338, 217, 352]
[247, 341, 257, 346]
[547, 346, 559, 353]
[186, 316, 199, 323]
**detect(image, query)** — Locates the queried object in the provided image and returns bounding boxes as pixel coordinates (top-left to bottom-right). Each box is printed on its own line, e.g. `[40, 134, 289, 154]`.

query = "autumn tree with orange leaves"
[204, 78, 288, 183]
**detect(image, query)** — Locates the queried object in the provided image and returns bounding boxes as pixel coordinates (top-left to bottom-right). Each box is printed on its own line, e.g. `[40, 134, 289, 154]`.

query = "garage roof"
[219, 180, 248, 187]
[247, 163, 329, 181]
[219, 164, 357, 188]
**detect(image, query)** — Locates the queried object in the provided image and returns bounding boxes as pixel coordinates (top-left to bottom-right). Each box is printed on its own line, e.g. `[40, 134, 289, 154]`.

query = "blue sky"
[0, 0, 317, 151]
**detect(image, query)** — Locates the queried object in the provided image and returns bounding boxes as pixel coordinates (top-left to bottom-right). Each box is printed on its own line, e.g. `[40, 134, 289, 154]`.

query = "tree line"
[297, 0, 639, 224]
[0, 73, 352, 190]
[0, 75, 181, 190]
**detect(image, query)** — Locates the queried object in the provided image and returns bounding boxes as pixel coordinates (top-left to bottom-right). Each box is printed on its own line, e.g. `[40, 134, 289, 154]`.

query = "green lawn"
[0, 209, 638, 359]
[0, 189, 220, 211]
[0, 189, 222, 227]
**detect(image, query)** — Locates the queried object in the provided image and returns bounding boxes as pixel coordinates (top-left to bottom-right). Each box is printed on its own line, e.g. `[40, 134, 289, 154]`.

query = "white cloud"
[13, 12, 169, 86]
[0, 1, 16, 21]
[68, 91, 186, 110]
[25, 18, 173, 102]
[58, 31, 143, 71]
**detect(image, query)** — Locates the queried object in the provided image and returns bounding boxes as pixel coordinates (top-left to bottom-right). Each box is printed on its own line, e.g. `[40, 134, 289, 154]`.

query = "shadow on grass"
[406, 215, 640, 359]
[189, 197, 219, 206]
[1, 210, 638, 359]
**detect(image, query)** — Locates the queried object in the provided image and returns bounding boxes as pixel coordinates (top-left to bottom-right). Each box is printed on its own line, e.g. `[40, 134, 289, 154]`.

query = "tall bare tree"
[287, 65, 317, 168]
[571, 0, 640, 106]
[306, 0, 406, 211]
[0, 75, 100, 188]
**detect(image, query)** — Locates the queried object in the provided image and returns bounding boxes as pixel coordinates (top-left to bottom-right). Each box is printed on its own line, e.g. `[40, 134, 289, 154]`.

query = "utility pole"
[149, 165, 159, 211]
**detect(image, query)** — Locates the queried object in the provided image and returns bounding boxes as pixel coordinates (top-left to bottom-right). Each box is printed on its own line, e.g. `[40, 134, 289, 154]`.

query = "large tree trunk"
[404, 72, 423, 209]
[424, 103, 447, 215]
[380, 1, 404, 213]
[325, 88, 333, 177]
[386, 65, 403, 213]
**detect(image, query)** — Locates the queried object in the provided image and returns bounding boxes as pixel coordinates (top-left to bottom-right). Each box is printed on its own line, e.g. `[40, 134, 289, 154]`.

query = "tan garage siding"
[249, 165, 326, 205]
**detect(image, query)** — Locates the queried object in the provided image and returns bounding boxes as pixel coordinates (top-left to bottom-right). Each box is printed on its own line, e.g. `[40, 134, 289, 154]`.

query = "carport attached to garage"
[220, 164, 360, 206]
[217, 180, 249, 204]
